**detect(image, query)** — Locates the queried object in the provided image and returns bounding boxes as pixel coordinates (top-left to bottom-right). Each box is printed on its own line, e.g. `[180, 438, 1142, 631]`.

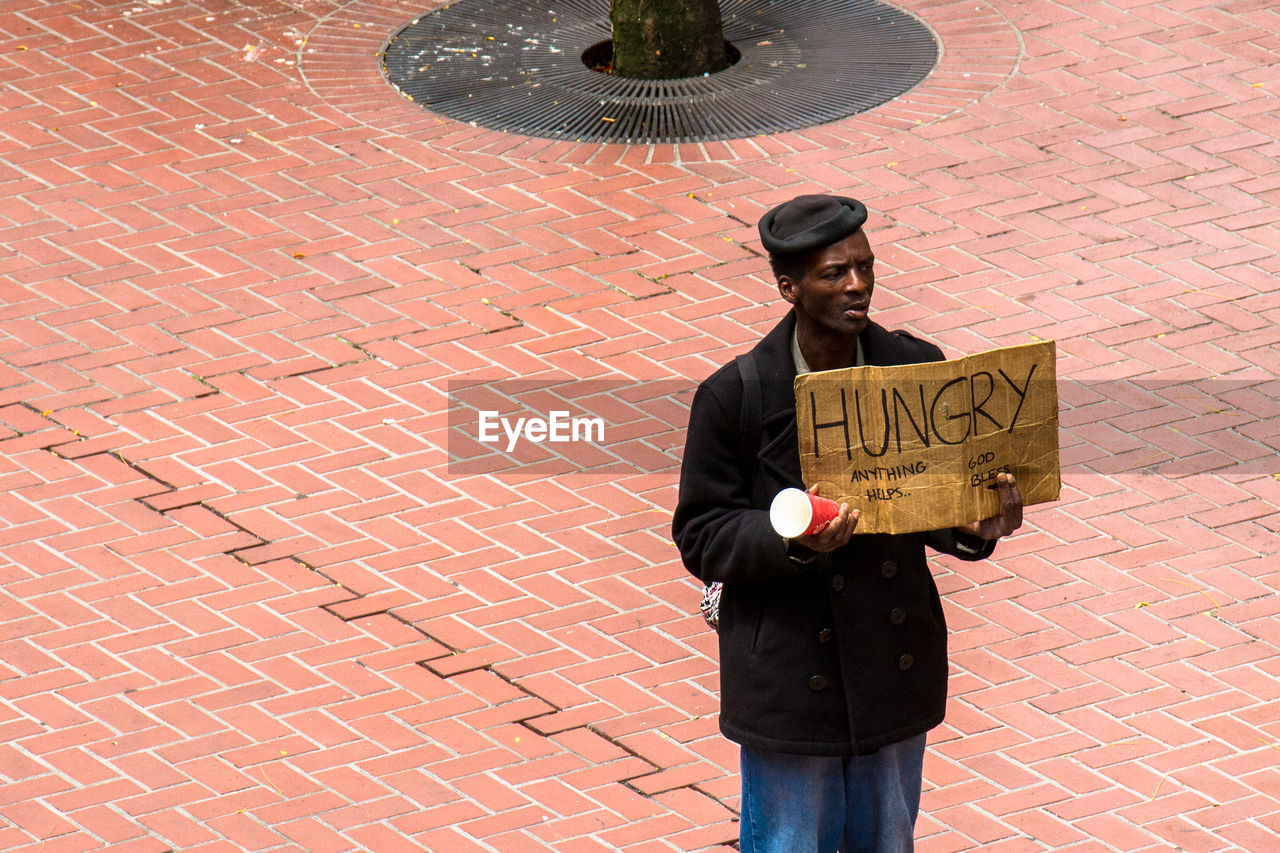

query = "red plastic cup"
[770, 488, 841, 538]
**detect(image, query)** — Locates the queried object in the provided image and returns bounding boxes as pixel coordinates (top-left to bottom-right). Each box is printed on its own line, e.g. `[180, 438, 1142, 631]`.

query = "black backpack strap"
[735, 351, 762, 493]
[699, 351, 763, 632]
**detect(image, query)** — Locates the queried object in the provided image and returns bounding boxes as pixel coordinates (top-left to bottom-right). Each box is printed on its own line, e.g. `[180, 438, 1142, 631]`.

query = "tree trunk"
[610, 0, 729, 80]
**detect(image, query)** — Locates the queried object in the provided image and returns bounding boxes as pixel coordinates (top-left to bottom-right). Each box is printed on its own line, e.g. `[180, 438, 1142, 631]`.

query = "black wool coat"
[672, 311, 995, 756]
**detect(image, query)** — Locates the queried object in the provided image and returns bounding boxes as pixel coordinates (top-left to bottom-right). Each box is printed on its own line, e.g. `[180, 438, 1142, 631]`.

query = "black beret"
[758, 194, 868, 254]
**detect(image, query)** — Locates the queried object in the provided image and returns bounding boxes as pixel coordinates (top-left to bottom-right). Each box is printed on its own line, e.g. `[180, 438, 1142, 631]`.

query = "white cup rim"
[770, 487, 814, 538]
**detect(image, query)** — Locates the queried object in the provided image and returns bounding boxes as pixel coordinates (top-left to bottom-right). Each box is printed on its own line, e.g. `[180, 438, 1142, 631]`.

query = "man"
[671, 194, 1023, 852]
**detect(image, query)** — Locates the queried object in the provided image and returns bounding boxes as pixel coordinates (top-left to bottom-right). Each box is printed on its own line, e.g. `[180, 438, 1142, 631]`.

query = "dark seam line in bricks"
[23, 398, 737, 825]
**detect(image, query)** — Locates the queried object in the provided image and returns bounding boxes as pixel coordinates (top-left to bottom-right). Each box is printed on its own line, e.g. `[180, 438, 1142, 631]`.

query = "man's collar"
[791, 326, 864, 375]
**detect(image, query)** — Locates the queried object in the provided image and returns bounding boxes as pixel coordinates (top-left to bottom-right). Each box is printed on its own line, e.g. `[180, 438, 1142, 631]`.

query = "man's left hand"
[961, 472, 1023, 540]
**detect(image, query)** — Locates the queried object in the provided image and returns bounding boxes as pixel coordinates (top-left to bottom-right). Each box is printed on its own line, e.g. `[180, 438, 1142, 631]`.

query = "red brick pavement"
[2, 0, 1278, 849]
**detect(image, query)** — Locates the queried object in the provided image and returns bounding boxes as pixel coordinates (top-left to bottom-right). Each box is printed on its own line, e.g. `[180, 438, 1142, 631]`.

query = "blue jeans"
[739, 733, 927, 853]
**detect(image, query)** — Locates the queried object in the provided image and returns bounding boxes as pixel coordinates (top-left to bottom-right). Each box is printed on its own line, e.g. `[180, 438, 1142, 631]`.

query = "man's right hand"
[792, 485, 859, 553]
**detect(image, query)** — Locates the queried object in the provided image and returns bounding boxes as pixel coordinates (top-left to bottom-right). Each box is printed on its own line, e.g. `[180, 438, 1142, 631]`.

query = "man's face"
[778, 230, 876, 337]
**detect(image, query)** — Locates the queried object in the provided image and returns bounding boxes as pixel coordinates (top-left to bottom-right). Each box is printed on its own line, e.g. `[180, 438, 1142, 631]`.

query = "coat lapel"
[745, 312, 802, 489]
[858, 321, 916, 367]
[746, 313, 913, 491]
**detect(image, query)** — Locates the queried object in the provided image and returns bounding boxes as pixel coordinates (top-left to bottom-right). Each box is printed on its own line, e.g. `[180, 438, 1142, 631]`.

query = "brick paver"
[2, 0, 1278, 850]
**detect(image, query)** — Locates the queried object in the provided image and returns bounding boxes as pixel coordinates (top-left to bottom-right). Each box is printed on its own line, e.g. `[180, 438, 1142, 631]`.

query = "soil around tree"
[581, 40, 742, 76]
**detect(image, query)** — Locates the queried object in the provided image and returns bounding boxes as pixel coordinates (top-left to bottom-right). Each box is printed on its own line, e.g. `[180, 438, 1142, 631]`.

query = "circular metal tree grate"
[382, 0, 938, 144]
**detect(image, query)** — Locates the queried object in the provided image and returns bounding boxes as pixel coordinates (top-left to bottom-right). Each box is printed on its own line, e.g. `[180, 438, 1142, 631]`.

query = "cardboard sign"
[795, 341, 1060, 534]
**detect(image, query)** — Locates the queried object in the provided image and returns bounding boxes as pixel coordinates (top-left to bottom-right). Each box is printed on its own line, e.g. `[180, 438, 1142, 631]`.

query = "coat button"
[808, 675, 829, 691]
[898, 654, 914, 671]
[881, 560, 898, 579]
[818, 628, 833, 644]
[831, 574, 844, 592]
[890, 607, 907, 626]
